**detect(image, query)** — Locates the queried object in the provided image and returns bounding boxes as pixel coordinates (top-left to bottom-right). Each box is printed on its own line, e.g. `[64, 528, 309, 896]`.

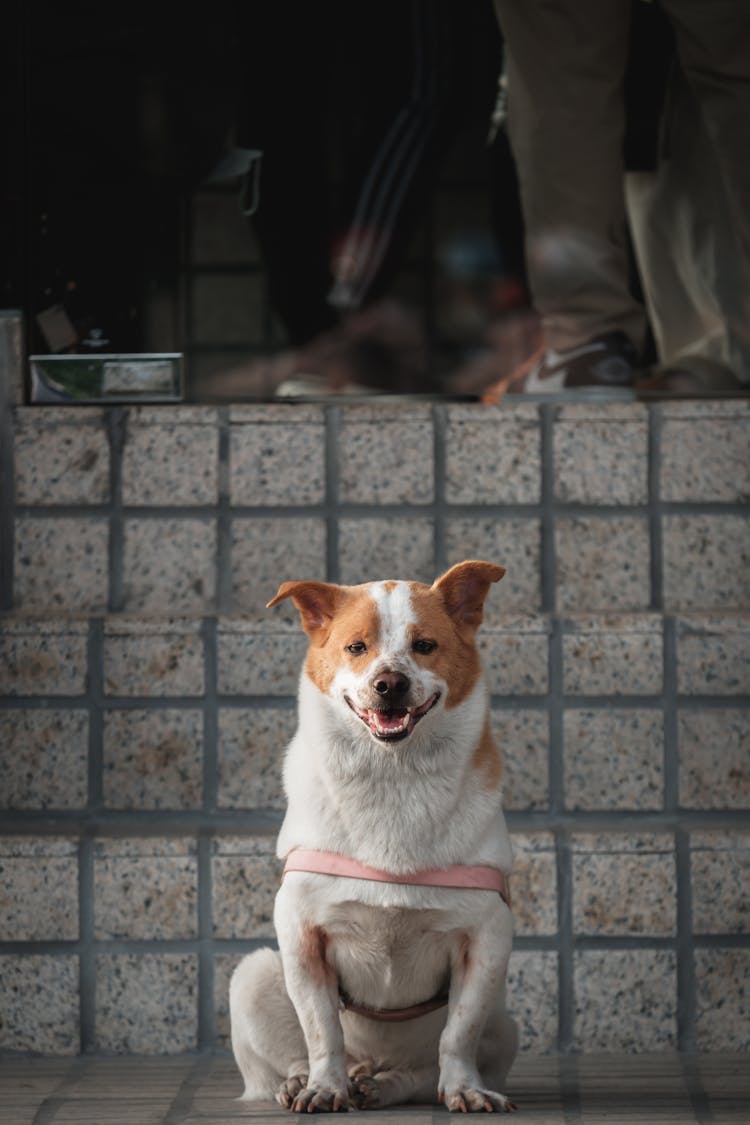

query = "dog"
[229, 560, 518, 1112]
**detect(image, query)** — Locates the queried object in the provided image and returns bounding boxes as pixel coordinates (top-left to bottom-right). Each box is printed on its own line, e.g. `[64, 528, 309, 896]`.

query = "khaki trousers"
[626, 68, 750, 383]
[494, 0, 750, 364]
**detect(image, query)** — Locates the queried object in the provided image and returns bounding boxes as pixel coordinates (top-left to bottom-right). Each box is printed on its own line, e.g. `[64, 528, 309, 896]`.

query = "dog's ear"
[433, 560, 505, 631]
[267, 580, 341, 640]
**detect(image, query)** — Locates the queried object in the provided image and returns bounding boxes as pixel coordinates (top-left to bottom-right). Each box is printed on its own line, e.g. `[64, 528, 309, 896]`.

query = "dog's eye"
[412, 639, 436, 655]
[347, 641, 367, 655]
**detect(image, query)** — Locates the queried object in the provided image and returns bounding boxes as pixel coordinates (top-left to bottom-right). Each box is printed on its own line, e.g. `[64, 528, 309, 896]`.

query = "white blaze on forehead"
[369, 581, 415, 659]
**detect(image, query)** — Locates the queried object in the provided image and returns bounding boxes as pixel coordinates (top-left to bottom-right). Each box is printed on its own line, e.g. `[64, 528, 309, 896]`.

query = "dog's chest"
[322, 902, 456, 1008]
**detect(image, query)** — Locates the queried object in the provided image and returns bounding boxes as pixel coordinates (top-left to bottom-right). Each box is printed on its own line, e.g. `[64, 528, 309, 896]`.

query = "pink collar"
[282, 848, 511, 910]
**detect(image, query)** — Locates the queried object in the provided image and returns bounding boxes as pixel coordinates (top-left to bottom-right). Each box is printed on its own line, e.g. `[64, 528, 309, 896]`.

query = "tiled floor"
[1, 1054, 746, 1124]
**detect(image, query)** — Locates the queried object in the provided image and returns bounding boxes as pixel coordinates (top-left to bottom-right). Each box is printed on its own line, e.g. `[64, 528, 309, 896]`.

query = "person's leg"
[626, 67, 750, 385]
[493, 0, 644, 354]
[657, 0, 750, 384]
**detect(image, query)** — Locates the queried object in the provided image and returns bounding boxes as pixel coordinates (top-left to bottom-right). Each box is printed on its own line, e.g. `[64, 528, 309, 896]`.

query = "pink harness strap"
[282, 848, 511, 910]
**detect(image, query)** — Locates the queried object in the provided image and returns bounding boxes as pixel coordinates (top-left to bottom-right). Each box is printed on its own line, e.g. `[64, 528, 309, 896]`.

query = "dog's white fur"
[230, 561, 518, 1112]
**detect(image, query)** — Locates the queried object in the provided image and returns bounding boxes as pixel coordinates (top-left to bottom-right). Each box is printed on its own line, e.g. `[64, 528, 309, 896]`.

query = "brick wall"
[1, 397, 749, 1055]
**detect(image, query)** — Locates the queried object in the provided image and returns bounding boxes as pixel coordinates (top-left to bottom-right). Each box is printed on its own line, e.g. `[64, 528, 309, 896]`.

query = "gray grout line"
[31, 1056, 94, 1125]
[0, 938, 277, 959]
[2, 691, 750, 712]
[202, 618, 219, 812]
[663, 618, 680, 813]
[78, 837, 96, 1052]
[216, 408, 232, 613]
[676, 828, 697, 1053]
[648, 403, 664, 612]
[87, 620, 105, 811]
[80, 617, 105, 1051]
[107, 408, 126, 612]
[540, 404, 556, 613]
[556, 828, 576, 1055]
[12, 497, 750, 518]
[547, 613, 576, 1054]
[432, 403, 447, 572]
[0, 937, 278, 956]
[0, 389, 15, 612]
[665, 612, 696, 1052]
[197, 834, 215, 1051]
[198, 616, 219, 1050]
[5, 932, 746, 958]
[547, 623, 564, 813]
[4, 808, 750, 834]
[664, 612, 698, 1051]
[0, 695, 296, 711]
[325, 406, 341, 582]
[162, 1052, 215, 1125]
[559, 1052, 583, 1123]
[681, 1055, 714, 1125]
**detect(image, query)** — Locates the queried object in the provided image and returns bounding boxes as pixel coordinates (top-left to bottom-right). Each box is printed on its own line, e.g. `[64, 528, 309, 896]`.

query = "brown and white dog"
[230, 560, 518, 1112]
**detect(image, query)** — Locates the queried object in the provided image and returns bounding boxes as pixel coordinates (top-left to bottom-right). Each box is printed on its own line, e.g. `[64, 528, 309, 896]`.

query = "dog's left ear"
[267, 580, 342, 641]
[433, 560, 505, 631]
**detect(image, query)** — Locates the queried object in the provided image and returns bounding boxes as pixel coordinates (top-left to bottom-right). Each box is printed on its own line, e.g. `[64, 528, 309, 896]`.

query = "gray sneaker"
[482, 331, 638, 403]
[521, 331, 637, 398]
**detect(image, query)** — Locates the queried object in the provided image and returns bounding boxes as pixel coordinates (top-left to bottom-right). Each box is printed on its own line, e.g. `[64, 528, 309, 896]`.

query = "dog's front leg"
[438, 905, 516, 1113]
[275, 892, 350, 1112]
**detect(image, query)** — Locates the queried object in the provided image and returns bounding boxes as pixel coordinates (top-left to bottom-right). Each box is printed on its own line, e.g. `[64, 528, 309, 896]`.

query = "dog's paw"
[347, 1059, 374, 1080]
[438, 1086, 517, 1113]
[350, 1074, 381, 1109]
[290, 1082, 351, 1113]
[276, 1073, 308, 1109]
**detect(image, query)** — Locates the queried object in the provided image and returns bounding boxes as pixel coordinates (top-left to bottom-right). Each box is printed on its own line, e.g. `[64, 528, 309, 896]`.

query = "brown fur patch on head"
[405, 582, 483, 710]
[269, 580, 383, 695]
[305, 587, 383, 694]
[433, 560, 505, 634]
[267, 580, 342, 640]
[472, 716, 503, 790]
[404, 560, 504, 710]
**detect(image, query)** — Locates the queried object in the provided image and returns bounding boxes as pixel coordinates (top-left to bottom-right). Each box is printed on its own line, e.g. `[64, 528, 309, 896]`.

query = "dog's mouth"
[345, 693, 441, 742]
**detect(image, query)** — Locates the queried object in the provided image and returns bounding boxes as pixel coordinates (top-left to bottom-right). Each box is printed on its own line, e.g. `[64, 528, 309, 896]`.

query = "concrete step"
[1, 398, 748, 1057]
[2, 1052, 748, 1124]
[4, 399, 750, 617]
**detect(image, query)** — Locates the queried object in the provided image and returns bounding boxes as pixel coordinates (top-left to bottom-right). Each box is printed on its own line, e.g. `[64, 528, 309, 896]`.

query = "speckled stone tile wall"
[229, 405, 326, 507]
[1, 398, 749, 1057]
[121, 408, 220, 506]
[574, 949, 678, 1051]
[93, 838, 199, 940]
[553, 403, 649, 505]
[0, 837, 79, 941]
[231, 517, 327, 616]
[14, 408, 110, 506]
[570, 834, 677, 937]
[95, 953, 199, 1053]
[0, 709, 89, 808]
[103, 619, 205, 697]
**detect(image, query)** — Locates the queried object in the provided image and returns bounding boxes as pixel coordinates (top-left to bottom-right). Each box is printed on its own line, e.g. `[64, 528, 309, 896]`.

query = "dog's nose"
[372, 670, 410, 700]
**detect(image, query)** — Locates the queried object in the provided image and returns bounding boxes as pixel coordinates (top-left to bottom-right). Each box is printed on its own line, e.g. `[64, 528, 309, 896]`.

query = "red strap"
[282, 848, 511, 910]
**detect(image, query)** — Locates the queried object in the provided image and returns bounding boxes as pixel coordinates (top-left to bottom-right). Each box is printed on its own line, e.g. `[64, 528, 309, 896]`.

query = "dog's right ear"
[267, 581, 341, 640]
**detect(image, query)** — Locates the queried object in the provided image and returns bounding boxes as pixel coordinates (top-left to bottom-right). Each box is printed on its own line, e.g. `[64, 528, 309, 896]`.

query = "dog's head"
[268, 560, 504, 745]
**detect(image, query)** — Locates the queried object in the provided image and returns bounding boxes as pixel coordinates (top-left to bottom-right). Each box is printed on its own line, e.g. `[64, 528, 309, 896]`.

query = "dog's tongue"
[366, 708, 411, 737]
[374, 710, 407, 731]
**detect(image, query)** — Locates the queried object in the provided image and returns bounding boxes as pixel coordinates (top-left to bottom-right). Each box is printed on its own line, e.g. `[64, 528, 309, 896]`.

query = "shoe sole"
[272, 391, 481, 403]
[635, 387, 750, 400]
[506, 386, 636, 403]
